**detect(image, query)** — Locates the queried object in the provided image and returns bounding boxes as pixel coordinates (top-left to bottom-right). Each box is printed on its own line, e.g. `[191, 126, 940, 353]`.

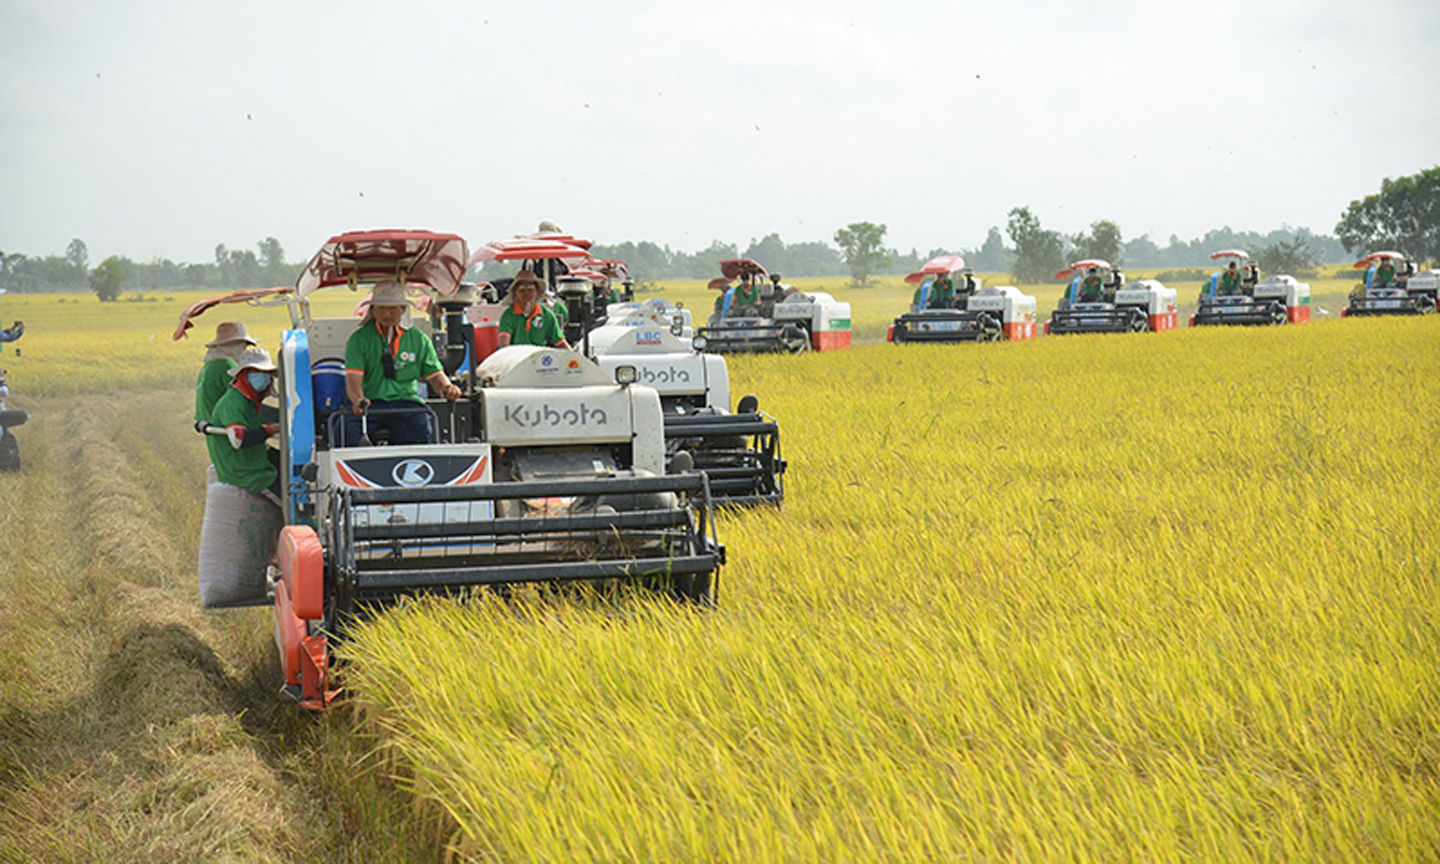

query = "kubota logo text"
[638, 365, 691, 384]
[502, 403, 609, 427]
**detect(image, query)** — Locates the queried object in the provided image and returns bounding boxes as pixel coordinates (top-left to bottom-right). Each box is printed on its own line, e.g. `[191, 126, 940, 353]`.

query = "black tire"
[1128, 311, 1149, 333]
[780, 324, 809, 354]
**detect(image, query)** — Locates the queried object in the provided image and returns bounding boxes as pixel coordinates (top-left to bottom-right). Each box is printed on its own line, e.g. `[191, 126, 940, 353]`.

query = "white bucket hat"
[369, 281, 409, 307]
[206, 321, 259, 348]
[228, 347, 278, 376]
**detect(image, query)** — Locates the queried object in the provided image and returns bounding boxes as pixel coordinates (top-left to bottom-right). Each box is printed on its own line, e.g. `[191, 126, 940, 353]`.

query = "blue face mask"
[246, 371, 273, 392]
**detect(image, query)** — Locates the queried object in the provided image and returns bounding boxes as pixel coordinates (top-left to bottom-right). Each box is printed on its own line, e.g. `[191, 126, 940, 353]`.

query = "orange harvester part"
[275, 526, 337, 710]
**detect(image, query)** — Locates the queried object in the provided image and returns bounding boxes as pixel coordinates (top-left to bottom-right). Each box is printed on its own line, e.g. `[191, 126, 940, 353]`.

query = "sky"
[2, 0, 1437, 265]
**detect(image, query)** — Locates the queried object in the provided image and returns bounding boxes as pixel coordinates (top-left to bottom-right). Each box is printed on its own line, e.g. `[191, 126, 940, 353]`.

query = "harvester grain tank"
[1190, 250, 1310, 326]
[586, 312, 785, 506]
[888, 255, 1037, 343]
[183, 230, 723, 710]
[1342, 251, 1437, 317]
[698, 259, 851, 353]
[1045, 259, 1177, 335]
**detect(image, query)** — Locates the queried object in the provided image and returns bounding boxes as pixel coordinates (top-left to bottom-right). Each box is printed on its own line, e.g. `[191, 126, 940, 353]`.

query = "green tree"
[1335, 166, 1440, 263]
[1254, 237, 1318, 278]
[258, 236, 287, 286]
[65, 238, 89, 271]
[834, 221, 888, 287]
[89, 256, 125, 302]
[1072, 219, 1123, 266]
[1006, 207, 1065, 285]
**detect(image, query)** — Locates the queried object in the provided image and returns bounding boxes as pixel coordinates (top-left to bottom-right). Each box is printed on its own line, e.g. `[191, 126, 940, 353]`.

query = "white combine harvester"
[888, 255, 1037, 343]
[1191, 250, 1311, 327]
[1046, 259, 1177, 335]
[585, 304, 785, 506]
[180, 230, 724, 710]
[1343, 251, 1438, 317]
[699, 258, 851, 353]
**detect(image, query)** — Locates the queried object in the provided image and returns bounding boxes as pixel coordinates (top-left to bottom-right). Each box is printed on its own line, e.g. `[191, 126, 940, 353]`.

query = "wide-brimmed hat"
[537, 219, 562, 233]
[206, 321, 258, 348]
[369, 281, 409, 307]
[228, 347, 278, 376]
[512, 270, 543, 291]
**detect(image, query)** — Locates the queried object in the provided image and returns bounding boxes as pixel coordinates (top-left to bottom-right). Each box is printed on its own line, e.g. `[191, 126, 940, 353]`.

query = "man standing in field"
[194, 322, 257, 433]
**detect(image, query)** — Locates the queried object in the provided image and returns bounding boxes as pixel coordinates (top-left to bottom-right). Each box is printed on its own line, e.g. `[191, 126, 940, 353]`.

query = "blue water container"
[312, 359, 346, 412]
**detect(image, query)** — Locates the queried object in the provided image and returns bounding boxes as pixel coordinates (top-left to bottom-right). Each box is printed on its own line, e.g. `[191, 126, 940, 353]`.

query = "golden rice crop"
[342, 317, 1440, 860]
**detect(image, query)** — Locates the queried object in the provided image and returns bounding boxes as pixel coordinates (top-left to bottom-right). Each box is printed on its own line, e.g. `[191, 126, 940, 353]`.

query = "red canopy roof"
[707, 278, 732, 292]
[295, 230, 468, 297]
[904, 255, 968, 283]
[1354, 250, 1406, 268]
[1055, 259, 1113, 280]
[719, 259, 769, 280]
[528, 231, 593, 250]
[467, 237, 593, 268]
[172, 286, 294, 341]
[581, 258, 630, 280]
[1210, 249, 1250, 260]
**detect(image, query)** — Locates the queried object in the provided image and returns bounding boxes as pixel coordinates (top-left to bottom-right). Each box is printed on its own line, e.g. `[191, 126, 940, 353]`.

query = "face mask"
[246, 371, 273, 392]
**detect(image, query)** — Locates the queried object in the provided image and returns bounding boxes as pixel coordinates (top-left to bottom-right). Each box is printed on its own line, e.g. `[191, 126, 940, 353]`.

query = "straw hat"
[370, 281, 408, 307]
[512, 270, 543, 290]
[206, 321, 258, 348]
[537, 219, 562, 233]
[228, 347, 278, 376]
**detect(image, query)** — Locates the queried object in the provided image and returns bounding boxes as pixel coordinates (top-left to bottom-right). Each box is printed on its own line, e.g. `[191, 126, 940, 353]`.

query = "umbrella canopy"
[581, 259, 630, 280]
[528, 231, 593, 250]
[904, 255, 967, 283]
[566, 269, 608, 284]
[1055, 259, 1113, 280]
[295, 230, 468, 297]
[1210, 249, 1250, 260]
[719, 258, 769, 280]
[467, 237, 593, 268]
[172, 286, 294, 341]
[707, 278, 732, 292]
[1354, 250, 1406, 268]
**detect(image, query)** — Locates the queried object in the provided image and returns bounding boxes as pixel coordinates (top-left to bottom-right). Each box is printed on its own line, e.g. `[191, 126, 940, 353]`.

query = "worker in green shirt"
[1218, 261, 1244, 295]
[206, 348, 282, 503]
[733, 276, 761, 310]
[498, 270, 571, 349]
[1374, 260, 1397, 288]
[343, 281, 461, 446]
[929, 274, 957, 307]
[1077, 268, 1105, 303]
[194, 321, 257, 434]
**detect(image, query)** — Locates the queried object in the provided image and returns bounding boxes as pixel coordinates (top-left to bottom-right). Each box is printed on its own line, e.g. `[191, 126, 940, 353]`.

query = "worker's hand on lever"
[429, 372, 461, 401]
[352, 397, 370, 417]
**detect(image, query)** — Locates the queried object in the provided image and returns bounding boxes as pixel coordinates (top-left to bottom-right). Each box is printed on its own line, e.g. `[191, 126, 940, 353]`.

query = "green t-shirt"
[1079, 276, 1104, 300]
[195, 357, 235, 423]
[207, 385, 277, 495]
[1219, 270, 1243, 293]
[1375, 264, 1396, 284]
[734, 283, 761, 308]
[344, 321, 442, 404]
[499, 304, 565, 347]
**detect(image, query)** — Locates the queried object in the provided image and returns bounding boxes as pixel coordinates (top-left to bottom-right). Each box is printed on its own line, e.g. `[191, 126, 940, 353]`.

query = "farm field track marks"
[0, 391, 444, 863]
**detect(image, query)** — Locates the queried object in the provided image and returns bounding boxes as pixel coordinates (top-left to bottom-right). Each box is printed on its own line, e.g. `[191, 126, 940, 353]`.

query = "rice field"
[0, 282, 1433, 861]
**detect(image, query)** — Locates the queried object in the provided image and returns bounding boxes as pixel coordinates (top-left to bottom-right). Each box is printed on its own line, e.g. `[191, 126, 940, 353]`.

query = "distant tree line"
[0, 236, 299, 300]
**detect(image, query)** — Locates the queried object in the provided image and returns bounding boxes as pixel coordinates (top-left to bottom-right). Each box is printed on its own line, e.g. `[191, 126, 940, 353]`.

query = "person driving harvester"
[1218, 261, 1244, 296]
[344, 281, 461, 446]
[498, 269, 571, 349]
[1078, 267, 1105, 303]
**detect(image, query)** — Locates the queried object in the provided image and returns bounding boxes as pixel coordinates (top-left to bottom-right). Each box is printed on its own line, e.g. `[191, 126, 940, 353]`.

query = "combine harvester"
[585, 308, 785, 506]
[1191, 250, 1310, 327]
[887, 255, 1037, 344]
[1343, 251, 1438, 317]
[182, 230, 724, 710]
[698, 259, 851, 354]
[1045, 259, 1177, 335]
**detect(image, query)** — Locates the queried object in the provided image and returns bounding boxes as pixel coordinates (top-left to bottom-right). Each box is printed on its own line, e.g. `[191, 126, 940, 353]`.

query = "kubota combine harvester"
[1045, 259, 1177, 335]
[887, 255, 1037, 343]
[181, 230, 724, 710]
[1343, 251, 1438, 317]
[1191, 250, 1310, 327]
[698, 259, 851, 353]
[585, 308, 785, 506]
